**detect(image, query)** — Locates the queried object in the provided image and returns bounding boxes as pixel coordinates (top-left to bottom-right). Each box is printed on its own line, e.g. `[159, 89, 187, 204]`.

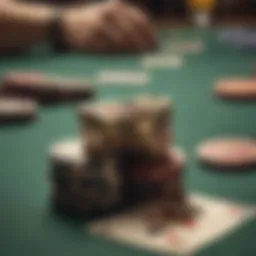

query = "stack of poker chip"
[49, 139, 121, 215]
[79, 95, 172, 158]
[119, 147, 186, 205]
[49, 95, 188, 218]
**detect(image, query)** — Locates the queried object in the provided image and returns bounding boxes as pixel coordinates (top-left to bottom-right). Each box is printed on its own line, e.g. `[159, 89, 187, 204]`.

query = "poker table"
[1, 28, 256, 256]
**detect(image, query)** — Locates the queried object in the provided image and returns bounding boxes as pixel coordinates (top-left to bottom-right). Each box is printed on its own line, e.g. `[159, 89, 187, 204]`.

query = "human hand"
[62, 1, 157, 53]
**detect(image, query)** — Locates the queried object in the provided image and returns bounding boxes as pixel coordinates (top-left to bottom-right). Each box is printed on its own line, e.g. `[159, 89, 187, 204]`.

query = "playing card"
[89, 193, 256, 256]
[141, 55, 183, 69]
[96, 70, 150, 86]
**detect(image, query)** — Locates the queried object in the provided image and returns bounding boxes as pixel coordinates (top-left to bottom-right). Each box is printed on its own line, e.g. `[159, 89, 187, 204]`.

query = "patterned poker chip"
[0, 97, 37, 122]
[197, 137, 256, 168]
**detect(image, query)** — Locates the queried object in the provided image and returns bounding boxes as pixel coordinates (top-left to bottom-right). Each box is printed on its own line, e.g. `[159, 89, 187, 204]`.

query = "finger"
[87, 19, 124, 53]
[99, 8, 138, 53]
[98, 26, 126, 53]
[79, 11, 122, 53]
[112, 4, 158, 52]
[106, 0, 125, 9]
[105, 10, 145, 52]
[86, 28, 110, 53]
[100, 2, 155, 53]
[75, 28, 96, 52]
[125, 6, 158, 50]
[97, 14, 129, 53]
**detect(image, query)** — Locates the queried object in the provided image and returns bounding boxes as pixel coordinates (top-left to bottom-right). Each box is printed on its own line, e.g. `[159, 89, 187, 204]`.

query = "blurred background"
[20, 0, 256, 29]
[24, 0, 256, 18]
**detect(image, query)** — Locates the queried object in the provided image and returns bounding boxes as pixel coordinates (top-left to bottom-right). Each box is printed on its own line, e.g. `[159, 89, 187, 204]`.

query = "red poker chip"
[4, 72, 45, 85]
[215, 79, 256, 100]
[2, 71, 94, 102]
[197, 137, 256, 169]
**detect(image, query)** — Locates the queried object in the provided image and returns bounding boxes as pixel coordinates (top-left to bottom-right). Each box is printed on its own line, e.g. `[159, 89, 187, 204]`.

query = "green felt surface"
[0, 29, 256, 256]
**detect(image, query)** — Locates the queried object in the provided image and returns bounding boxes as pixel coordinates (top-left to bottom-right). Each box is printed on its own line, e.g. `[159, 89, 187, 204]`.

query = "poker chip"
[215, 79, 256, 100]
[168, 40, 204, 54]
[2, 71, 94, 102]
[0, 97, 38, 122]
[197, 137, 256, 169]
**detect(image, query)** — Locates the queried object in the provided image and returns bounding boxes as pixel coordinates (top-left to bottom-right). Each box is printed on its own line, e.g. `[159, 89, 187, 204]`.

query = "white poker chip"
[168, 40, 204, 54]
[96, 70, 150, 85]
[0, 98, 37, 118]
[50, 138, 85, 165]
[142, 55, 183, 69]
[51, 78, 92, 92]
[134, 95, 172, 111]
[79, 101, 129, 121]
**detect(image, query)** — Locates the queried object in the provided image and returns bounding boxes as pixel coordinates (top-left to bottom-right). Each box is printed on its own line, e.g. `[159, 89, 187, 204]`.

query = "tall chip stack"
[48, 95, 189, 219]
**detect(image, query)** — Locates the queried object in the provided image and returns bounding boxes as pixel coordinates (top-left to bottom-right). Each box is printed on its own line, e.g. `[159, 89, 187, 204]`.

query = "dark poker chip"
[121, 147, 186, 205]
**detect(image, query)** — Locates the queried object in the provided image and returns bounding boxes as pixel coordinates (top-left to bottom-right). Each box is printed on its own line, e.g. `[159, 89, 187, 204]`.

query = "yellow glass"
[187, 0, 217, 11]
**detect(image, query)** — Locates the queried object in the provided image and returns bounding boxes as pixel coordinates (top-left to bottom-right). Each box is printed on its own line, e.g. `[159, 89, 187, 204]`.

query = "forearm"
[0, 1, 55, 52]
